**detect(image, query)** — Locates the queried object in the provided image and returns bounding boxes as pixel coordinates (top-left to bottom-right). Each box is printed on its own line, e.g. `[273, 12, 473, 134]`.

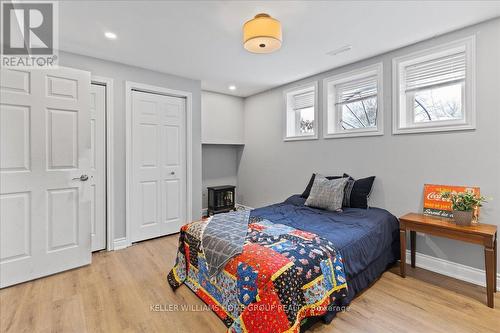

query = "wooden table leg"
[494, 233, 497, 293]
[485, 245, 495, 308]
[400, 229, 406, 278]
[410, 231, 416, 268]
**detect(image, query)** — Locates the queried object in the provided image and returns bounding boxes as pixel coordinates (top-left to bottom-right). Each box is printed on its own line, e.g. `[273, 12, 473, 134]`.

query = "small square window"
[393, 36, 475, 134]
[323, 63, 384, 138]
[283, 82, 318, 141]
[412, 82, 463, 123]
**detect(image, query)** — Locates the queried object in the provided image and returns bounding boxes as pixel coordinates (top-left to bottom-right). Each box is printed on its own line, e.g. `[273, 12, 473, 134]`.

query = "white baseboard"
[113, 237, 130, 251]
[201, 203, 254, 217]
[406, 250, 499, 291]
[236, 203, 254, 210]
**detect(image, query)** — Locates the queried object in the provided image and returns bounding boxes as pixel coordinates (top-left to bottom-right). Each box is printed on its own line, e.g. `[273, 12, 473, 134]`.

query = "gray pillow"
[305, 174, 348, 211]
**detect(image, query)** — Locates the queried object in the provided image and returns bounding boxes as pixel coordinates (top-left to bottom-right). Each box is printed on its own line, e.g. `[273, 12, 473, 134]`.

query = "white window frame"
[392, 36, 476, 134]
[283, 81, 319, 141]
[322, 63, 384, 139]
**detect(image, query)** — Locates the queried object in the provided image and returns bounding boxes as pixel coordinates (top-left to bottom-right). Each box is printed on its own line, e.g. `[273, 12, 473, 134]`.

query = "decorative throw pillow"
[342, 174, 375, 209]
[301, 173, 344, 198]
[305, 175, 348, 212]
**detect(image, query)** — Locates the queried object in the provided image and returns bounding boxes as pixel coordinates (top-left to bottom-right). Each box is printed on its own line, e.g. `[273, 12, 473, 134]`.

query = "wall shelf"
[202, 142, 245, 146]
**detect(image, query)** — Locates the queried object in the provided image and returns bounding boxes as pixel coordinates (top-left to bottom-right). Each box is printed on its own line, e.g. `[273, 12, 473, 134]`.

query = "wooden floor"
[1, 235, 499, 333]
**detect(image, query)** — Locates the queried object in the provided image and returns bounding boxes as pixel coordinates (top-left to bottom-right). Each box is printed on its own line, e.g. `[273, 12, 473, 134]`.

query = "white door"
[0, 67, 91, 288]
[131, 91, 186, 242]
[90, 83, 106, 251]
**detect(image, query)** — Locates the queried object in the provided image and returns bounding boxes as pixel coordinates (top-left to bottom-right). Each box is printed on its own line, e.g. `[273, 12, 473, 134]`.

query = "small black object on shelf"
[207, 185, 236, 216]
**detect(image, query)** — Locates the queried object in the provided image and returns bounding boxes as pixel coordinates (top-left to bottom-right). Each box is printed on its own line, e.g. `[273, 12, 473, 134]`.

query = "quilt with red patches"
[167, 216, 348, 333]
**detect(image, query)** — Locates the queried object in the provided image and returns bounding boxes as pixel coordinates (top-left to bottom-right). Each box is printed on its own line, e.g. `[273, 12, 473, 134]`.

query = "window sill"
[393, 123, 475, 135]
[323, 129, 384, 139]
[283, 135, 318, 142]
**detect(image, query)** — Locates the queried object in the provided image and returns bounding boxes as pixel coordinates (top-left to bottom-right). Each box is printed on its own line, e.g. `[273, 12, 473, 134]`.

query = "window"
[284, 82, 318, 140]
[393, 37, 475, 134]
[323, 63, 383, 138]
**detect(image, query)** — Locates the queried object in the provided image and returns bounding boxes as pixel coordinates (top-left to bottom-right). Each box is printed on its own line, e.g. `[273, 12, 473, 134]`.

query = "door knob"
[73, 174, 89, 181]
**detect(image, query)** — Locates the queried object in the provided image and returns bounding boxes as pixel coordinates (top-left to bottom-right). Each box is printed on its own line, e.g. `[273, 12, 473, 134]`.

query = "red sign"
[423, 184, 480, 219]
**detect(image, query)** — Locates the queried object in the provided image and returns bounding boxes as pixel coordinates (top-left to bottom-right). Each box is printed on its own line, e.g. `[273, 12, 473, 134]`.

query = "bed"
[168, 194, 400, 332]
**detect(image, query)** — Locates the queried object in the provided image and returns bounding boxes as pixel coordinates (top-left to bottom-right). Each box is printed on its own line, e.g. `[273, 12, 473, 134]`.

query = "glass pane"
[298, 107, 314, 134]
[340, 97, 377, 130]
[413, 83, 462, 123]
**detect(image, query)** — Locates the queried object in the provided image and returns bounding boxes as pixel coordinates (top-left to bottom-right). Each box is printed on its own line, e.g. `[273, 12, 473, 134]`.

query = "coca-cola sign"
[426, 191, 448, 201]
[423, 184, 480, 219]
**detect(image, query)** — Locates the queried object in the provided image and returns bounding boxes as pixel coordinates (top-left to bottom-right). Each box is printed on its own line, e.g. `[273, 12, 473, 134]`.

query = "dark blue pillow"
[342, 174, 376, 209]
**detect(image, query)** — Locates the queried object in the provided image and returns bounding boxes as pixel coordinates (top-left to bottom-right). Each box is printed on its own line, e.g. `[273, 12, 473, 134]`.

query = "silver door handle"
[72, 175, 89, 181]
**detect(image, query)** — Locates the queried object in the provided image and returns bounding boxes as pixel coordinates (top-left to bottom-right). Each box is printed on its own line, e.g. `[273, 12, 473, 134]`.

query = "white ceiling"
[59, 1, 500, 97]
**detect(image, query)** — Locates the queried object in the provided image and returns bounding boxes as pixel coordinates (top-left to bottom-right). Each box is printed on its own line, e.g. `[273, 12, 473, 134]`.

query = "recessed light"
[228, 85, 237, 91]
[104, 31, 117, 40]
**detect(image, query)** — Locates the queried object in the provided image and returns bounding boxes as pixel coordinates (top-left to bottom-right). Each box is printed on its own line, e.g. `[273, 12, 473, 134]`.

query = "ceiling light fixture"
[104, 31, 117, 40]
[243, 13, 282, 54]
[228, 85, 237, 91]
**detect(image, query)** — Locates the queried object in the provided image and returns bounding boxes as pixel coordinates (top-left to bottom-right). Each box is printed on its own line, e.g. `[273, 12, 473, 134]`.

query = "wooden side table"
[399, 213, 497, 308]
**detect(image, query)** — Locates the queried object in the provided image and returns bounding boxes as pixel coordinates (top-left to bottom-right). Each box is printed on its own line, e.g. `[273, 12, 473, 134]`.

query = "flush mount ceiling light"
[228, 85, 237, 91]
[243, 13, 282, 54]
[104, 31, 117, 40]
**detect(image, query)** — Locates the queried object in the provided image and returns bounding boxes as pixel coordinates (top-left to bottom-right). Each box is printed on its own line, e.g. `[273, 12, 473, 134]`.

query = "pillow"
[305, 175, 348, 211]
[284, 194, 307, 206]
[342, 174, 375, 209]
[301, 173, 343, 198]
[301, 173, 376, 209]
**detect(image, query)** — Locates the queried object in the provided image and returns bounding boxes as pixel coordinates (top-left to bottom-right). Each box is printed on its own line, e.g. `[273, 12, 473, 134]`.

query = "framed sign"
[423, 184, 481, 219]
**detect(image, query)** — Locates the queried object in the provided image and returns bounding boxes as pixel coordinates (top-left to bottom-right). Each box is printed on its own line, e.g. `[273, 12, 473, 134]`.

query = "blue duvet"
[250, 195, 400, 279]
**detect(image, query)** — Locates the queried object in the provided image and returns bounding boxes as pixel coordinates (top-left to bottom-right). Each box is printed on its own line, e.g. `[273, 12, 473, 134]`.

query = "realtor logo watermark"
[1, 1, 58, 67]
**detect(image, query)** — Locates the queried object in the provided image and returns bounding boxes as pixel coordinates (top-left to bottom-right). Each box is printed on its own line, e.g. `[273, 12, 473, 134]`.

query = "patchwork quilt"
[167, 215, 348, 333]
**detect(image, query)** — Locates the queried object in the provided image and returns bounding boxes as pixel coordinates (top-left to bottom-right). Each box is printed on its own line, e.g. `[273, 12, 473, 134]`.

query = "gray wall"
[202, 145, 241, 209]
[59, 51, 202, 240]
[238, 18, 500, 270]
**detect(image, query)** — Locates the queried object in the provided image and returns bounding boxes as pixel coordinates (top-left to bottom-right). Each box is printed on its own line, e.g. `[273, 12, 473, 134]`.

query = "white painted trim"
[91, 76, 115, 251]
[322, 62, 384, 139]
[392, 36, 476, 135]
[323, 131, 385, 139]
[406, 250, 500, 291]
[125, 81, 193, 247]
[202, 141, 245, 146]
[283, 135, 319, 142]
[236, 203, 254, 210]
[201, 203, 253, 217]
[283, 81, 319, 141]
[113, 237, 129, 251]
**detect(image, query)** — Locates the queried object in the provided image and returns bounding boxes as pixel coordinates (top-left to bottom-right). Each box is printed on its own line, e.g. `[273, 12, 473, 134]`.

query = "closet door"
[130, 91, 186, 242]
[89, 83, 106, 251]
[0, 67, 91, 287]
